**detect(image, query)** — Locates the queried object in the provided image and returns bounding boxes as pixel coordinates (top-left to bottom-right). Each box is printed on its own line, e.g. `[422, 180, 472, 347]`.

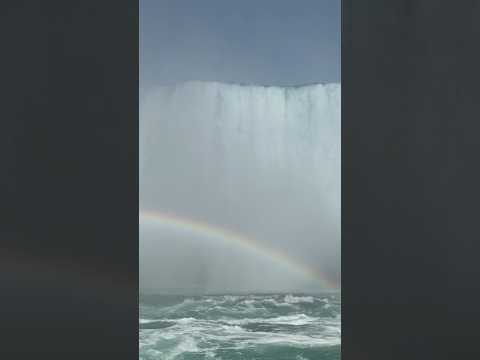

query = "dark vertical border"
[1, 1, 138, 357]
[343, 1, 480, 359]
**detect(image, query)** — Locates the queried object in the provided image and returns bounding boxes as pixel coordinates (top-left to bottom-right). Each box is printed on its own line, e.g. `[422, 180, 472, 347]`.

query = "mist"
[139, 81, 340, 294]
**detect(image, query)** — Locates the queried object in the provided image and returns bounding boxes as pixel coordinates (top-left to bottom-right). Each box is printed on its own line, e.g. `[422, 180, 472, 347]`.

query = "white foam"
[139, 318, 155, 324]
[284, 294, 315, 304]
[221, 313, 317, 326]
[296, 355, 310, 360]
[230, 332, 340, 349]
[139, 295, 341, 357]
[174, 317, 197, 324]
[164, 336, 199, 360]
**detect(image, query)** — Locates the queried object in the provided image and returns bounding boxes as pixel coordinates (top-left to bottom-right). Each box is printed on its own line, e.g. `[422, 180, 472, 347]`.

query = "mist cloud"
[139, 81, 340, 294]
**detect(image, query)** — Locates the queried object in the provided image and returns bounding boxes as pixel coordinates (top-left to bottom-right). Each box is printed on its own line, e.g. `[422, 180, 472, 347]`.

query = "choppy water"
[139, 293, 340, 360]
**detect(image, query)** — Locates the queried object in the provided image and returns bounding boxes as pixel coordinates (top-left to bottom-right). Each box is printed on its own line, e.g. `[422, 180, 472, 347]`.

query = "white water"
[139, 293, 341, 359]
[139, 81, 341, 293]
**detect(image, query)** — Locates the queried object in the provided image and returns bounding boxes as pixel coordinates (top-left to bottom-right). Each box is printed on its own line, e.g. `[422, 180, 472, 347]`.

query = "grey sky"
[140, 0, 340, 91]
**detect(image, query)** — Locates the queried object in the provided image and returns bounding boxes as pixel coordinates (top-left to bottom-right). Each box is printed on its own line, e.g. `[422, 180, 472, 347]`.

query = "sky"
[140, 0, 340, 93]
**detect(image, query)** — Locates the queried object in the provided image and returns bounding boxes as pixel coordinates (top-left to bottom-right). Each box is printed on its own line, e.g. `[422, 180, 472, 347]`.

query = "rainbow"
[139, 209, 339, 290]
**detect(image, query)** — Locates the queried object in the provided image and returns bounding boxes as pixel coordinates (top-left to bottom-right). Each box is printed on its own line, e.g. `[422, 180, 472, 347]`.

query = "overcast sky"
[140, 0, 340, 92]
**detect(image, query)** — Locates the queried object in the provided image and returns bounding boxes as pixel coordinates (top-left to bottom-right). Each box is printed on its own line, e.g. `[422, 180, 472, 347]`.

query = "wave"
[284, 294, 315, 304]
[140, 294, 339, 323]
[140, 321, 339, 352]
[164, 336, 199, 360]
[223, 313, 318, 326]
[139, 294, 340, 359]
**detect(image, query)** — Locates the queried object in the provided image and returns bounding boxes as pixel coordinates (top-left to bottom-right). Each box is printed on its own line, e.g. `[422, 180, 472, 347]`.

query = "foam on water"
[284, 294, 315, 304]
[139, 293, 340, 359]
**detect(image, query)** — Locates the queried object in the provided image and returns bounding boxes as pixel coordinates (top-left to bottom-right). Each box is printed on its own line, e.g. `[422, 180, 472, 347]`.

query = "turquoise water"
[139, 293, 340, 359]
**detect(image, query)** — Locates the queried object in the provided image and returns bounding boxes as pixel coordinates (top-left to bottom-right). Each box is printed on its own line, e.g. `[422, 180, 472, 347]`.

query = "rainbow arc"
[140, 209, 338, 290]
